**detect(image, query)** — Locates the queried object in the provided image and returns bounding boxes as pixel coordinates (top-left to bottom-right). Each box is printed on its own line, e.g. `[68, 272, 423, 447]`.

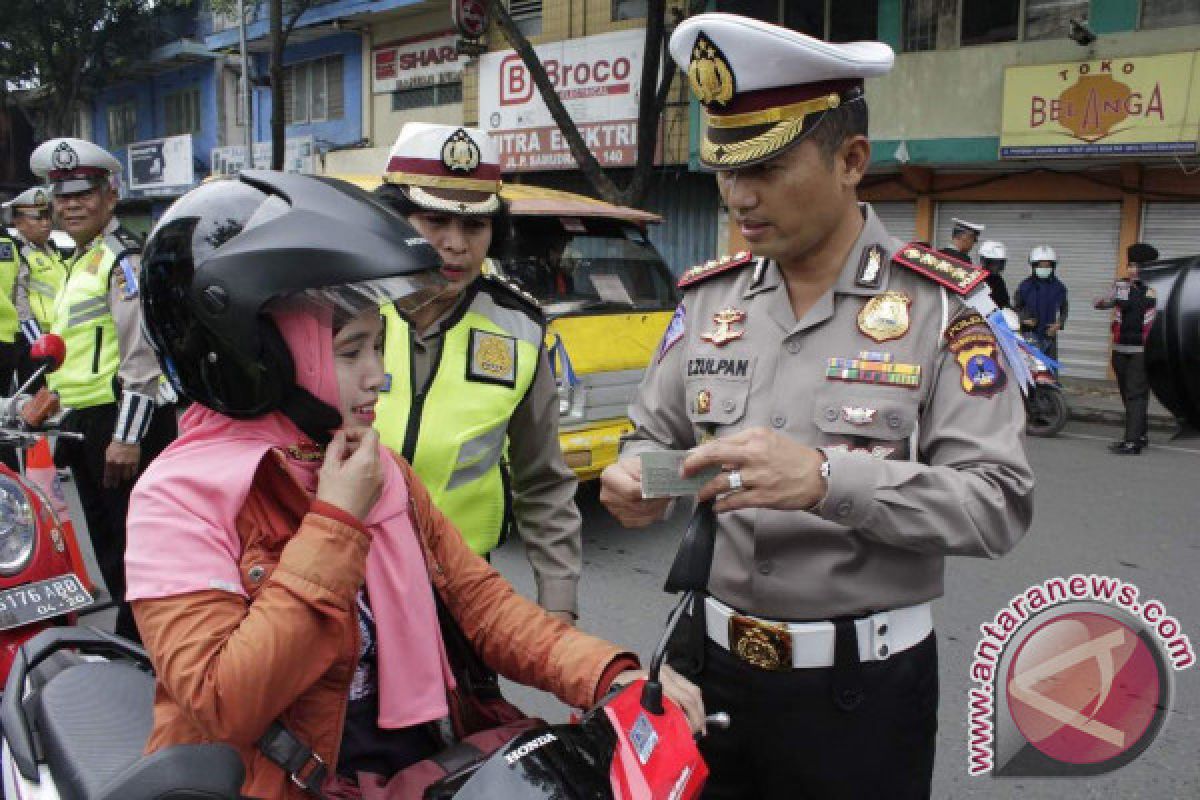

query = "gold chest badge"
[857, 291, 911, 343]
[468, 329, 517, 387]
[701, 308, 746, 347]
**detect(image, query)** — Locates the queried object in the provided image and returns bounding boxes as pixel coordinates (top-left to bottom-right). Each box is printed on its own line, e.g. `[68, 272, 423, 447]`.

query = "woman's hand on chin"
[317, 429, 383, 520]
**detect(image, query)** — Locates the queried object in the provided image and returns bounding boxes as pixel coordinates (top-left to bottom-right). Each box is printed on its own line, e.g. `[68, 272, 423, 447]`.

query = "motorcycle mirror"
[29, 333, 66, 372]
[663, 501, 717, 594]
[1142, 258, 1200, 434]
[642, 503, 717, 716]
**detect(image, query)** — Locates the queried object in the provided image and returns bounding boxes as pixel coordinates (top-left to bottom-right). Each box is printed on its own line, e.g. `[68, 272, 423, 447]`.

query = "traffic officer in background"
[0, 209, 24, 392]
[1095, 242, 1158, 455]
[940, 217, 984, 263]
[30, 138, 176, 642]
[372, 123, 581, 622]
[978, 239, 1011, 309]
[4, 187, 67, 383]
[600, 14, 1034, 798]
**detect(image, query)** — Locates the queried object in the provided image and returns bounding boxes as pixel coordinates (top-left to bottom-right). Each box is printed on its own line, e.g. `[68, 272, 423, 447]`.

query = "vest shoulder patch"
[678, 251, 753, 289]
[0, 241, 13, 262]
[892, 242, 988, 295]
[481, 274, 544, 322]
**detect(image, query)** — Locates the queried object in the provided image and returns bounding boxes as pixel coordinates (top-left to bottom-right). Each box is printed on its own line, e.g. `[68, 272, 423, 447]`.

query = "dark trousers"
[687, 634, 938, 800]
[55, 402, 177, 642]
[1112, 351, 1149, 443]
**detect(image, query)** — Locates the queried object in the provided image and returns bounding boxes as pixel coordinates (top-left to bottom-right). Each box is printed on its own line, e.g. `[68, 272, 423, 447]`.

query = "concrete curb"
[1064, 398, 1179, 432]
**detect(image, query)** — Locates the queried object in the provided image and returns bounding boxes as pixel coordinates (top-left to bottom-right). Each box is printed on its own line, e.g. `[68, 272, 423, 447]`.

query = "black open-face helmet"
[141, 171, 445, 426]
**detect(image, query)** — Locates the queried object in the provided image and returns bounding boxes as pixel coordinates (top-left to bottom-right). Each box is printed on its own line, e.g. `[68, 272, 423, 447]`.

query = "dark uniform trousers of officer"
[56, 401, 176, 641]
[1110, 281, 1156, 445]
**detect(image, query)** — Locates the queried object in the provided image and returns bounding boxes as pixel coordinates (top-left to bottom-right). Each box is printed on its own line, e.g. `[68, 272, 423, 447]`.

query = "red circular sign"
[454, 0, 488, 38]
[1006, 611, 1164, 766]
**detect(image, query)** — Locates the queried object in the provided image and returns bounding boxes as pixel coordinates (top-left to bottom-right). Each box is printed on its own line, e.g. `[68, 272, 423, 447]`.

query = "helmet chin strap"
[279, 385, 343, 445]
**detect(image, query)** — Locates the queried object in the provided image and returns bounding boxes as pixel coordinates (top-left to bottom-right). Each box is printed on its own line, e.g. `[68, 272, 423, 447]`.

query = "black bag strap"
[257, 720, 330, 799]
[432, 589, 503, 700]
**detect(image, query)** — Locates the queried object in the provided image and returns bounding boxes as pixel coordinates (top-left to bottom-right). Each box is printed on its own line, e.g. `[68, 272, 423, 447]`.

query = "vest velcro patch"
[892, 242, 988, 295]
[468, 329, 517, 387]
[0, 242, 13, 261]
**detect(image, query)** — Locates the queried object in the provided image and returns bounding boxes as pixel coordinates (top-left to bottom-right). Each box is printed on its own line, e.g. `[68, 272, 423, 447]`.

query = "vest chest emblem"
[468, 329, 517, 387]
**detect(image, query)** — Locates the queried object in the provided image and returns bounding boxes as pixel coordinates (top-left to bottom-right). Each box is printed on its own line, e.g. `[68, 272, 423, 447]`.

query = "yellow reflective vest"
[47, 228, 140, 409]
[376, 280, 543, 555]
[18, 241, 66, 332]
[0, 237, 20, 344]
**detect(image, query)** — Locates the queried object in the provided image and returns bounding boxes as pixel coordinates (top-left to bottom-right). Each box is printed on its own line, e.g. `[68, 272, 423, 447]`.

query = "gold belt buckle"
[728, 614, 792, 671]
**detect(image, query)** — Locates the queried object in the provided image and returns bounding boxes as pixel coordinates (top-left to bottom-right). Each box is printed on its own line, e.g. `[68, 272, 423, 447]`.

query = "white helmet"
[979, 240, 1006, 261]
[1029, 245, 1057, 266]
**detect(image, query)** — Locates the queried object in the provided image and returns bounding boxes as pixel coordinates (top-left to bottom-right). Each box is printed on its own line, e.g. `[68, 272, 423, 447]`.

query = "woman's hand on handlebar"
[317, 429, 383, 521]
[613, 665, 707, 735]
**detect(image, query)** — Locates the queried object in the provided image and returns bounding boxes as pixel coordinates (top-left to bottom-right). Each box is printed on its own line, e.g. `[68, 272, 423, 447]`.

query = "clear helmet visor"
[268, 272, 449, 325]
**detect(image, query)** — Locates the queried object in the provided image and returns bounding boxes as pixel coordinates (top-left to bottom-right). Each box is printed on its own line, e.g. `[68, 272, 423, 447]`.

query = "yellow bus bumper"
[559, 418, 634, 483]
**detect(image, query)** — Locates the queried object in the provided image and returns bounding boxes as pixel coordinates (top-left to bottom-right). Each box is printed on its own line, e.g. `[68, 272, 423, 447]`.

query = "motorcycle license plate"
[0, 574, 93, 632]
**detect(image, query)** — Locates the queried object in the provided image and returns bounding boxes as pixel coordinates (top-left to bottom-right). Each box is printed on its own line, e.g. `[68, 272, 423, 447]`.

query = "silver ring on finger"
[727, 469, 744, 492]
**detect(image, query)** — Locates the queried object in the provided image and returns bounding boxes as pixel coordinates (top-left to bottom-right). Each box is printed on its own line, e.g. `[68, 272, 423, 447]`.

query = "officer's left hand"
[1046, 323, 1060, 336]
[683, 428, 826, 514]
[103, 441, 141, 488]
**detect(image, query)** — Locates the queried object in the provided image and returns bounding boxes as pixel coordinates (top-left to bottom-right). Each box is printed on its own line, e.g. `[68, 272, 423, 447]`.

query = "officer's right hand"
[600, 456, 670, 528]
[316, 429, 383, 521]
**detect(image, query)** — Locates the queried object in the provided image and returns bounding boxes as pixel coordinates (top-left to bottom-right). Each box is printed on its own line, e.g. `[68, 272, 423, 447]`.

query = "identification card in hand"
[639, 451, 720, 498]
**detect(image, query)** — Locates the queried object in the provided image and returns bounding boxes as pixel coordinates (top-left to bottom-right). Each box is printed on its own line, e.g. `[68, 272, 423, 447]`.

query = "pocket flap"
[813, 384, 917, 439]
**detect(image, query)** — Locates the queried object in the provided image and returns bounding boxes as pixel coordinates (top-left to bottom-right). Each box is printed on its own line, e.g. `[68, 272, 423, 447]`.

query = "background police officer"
[940, 217, 984, 263]
[978, 239, 1011, 310]
[4, 187, 66, 384]
[601, 14, 1034, 798]
[30, 138, 176, 641]
[372, 123, 582, 622]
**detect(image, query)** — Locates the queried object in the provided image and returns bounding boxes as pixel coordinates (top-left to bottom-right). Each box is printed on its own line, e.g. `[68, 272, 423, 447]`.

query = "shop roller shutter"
[872, 201, 918, 244]
[1140, 202, 1200, 261]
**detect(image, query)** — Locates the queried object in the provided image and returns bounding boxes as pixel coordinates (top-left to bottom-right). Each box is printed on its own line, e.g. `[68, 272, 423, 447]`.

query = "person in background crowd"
[29, 137, 177, 642]
[371, 123, 582, 624]
[978, 239, 1010, 310]
[1095, 242, 1159, 455]
[939, 217, 984, 263]
[1014, 245, 1069, 360]
[4, 187, 67, 385]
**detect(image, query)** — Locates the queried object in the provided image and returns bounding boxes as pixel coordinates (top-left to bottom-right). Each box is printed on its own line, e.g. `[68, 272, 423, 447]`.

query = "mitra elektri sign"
[478, 28, 653, 172]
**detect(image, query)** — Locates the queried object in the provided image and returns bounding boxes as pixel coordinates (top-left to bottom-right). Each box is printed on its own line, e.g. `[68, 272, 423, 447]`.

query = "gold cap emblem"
[441, 128, 481, 174]
[687, 32, 735, 109]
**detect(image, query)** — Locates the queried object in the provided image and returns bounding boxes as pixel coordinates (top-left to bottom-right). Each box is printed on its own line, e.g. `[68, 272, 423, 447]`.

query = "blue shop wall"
[91, 60, 220, 179]
[252, 32, 363, 149]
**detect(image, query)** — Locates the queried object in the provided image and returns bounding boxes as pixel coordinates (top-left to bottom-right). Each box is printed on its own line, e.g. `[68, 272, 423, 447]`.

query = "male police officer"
[30, 138, 176, 641]
[940, 217, 985, 263]
[600, 14, 1033, 798]
[0, 206, 25, 392]
[373, 124, 582, 621]
[4, 187, 67, 376]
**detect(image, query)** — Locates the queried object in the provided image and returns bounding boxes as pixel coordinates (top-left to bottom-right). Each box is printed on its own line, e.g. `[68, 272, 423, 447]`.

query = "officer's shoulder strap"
[479, 273, 545, 324]
[103, 226, 143, 261]
[891, 241, 989, 296]
[677, 250, 754, 290]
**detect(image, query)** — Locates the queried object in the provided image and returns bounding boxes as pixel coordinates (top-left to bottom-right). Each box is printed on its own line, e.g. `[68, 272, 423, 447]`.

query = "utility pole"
[237, 0, 254, 169]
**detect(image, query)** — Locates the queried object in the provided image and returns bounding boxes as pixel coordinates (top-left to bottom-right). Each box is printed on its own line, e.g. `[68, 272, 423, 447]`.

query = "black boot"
[1112, 441, 1142, 455]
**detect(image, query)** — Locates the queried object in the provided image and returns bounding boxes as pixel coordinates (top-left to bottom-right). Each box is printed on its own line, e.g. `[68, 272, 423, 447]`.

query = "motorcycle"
[0, 334, 97, 687]
[1, 506, 727, 800]
[1001, 311, 1069, 438]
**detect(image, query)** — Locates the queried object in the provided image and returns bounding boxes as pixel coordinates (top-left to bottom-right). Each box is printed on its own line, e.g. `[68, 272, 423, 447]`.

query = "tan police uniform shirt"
[623, 204, 1034, 621]
[408, 280, 582, 615]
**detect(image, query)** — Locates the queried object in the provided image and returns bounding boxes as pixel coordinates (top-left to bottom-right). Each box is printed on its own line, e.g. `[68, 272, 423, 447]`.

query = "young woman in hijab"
[124, 173, 703, 800]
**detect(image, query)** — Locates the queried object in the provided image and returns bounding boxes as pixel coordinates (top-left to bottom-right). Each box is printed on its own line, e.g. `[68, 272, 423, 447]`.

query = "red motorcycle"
[0, 334, 95, 684]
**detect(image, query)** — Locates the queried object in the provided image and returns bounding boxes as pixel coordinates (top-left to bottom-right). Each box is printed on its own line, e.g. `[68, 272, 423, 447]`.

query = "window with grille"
[960, 0, 1019, 45]
[107, 102, 137, 150]
[165, 88, 202, 135]
[392, 82, 464, 111]
[1141, 0, 1200, 29]
[283, 55, 345, 125]
[1024, 0, 1088, 41]
[903, 0, 956, 51]
[509, 0, 542, 37]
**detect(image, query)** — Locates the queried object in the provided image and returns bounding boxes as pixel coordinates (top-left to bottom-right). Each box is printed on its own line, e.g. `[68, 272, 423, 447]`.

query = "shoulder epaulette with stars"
[678, 250, 753, 289]
[892, 242, 989, 296]
[482, 272, 544, 321]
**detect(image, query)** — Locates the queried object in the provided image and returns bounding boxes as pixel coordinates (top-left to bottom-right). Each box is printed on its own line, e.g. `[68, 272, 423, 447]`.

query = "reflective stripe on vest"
[20, 245, 66, 331]
[0, 240, 20, 343]
[375, 290, 541, 555]
[46, 240, 120, 409]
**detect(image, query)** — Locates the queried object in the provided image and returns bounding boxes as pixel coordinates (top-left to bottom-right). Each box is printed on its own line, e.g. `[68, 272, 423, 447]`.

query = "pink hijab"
[126, 309, 453, 728]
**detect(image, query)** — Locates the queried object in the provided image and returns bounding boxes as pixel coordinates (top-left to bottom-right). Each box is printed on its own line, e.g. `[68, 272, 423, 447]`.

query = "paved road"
[494, 420, 1200, 799]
